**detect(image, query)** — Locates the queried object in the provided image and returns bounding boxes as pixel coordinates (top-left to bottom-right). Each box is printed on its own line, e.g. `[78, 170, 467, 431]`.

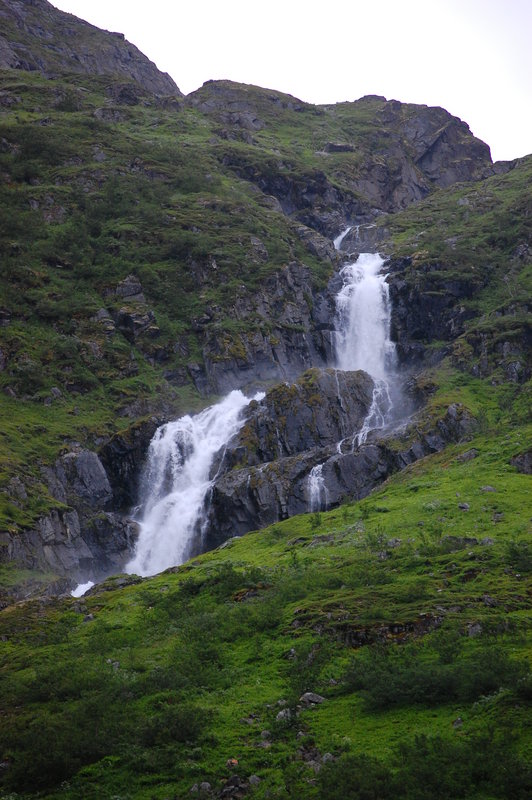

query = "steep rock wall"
[203, 404, 476, 550]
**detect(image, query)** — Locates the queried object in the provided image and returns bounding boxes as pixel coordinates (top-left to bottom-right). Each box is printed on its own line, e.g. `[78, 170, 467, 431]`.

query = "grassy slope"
[0, 378, 530, 797]
[0, 68, 530, 799]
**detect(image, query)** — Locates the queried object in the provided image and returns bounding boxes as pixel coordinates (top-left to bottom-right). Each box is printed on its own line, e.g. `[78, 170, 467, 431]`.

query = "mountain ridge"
[0, 0, 181, 95]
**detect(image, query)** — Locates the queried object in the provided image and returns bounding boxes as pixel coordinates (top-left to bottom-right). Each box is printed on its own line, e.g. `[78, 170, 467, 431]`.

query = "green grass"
[0, 62, 531, 800]
[1, 385, 530, 797]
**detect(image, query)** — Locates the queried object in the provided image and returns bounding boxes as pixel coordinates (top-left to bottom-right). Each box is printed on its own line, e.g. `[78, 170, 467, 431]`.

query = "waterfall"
[127, 390, 263, 577]
[307, 464, 328, 512]
[333, 226, 352, 251]
[123, 235, 399, 571]
[334, 252, 396, 443]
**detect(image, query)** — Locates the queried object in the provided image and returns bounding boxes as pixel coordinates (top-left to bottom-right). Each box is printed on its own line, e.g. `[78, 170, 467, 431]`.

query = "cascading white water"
[122, 230, 399, 570]
[335, 253, 394, 376]
[71, 580, 94, 598]
[333, 226, 353, 251]
[334, 252, 396, 444]
[127, 390, 263, 577]
[307, 463, 328, 512]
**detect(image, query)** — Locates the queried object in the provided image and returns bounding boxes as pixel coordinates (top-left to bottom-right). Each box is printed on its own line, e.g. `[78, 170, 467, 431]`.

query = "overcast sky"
[51, 0, 531, 162]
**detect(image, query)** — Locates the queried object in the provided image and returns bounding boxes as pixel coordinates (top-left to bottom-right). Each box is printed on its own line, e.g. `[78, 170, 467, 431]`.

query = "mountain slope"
[0, 0, 527, 594]
[0, 6, 530, 799]
[0, 0, 180, 95]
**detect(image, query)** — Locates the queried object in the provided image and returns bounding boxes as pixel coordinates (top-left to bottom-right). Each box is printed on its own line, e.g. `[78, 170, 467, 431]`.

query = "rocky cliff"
[201, 401, 477, 551]
[190, 83, 493, 239]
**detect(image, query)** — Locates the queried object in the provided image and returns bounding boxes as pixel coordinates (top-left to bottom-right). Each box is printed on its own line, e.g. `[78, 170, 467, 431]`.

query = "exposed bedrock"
[192, 262, 339, 395]
[217, 367, 374, 471]
[99, 416, 163, 510]
[0, 0, 181, 96]
[385, 257, 481, 366]
[202, 403, 476, 550]
[0, 448, 140, 583]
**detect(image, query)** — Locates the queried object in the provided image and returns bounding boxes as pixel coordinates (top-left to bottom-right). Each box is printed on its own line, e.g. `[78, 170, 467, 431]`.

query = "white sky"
[50, 0, 532, 162]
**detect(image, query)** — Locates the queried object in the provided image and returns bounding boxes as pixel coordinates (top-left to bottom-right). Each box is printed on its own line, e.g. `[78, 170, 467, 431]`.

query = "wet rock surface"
[202, 403, 476, 550]
[219, 368, 374, 470]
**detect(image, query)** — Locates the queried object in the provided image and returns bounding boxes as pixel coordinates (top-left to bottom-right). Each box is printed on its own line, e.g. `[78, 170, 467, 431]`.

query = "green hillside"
[0, 1, 530, 797]
[1, 418, 530, 797]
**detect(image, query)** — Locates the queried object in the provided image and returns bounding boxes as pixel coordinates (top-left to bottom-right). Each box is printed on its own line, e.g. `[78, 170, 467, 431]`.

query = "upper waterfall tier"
[334, 253, 396, 379]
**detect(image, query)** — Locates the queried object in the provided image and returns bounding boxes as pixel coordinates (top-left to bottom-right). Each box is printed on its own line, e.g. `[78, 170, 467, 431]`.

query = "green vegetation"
[0, 24, 530, 799]
[0, 408, 530, 796]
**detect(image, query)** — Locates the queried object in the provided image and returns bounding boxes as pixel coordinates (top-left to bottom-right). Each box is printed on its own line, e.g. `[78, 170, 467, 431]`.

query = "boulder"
[299, 692, 325, 705]
[55, 450, 112, 509]
[115, 274, 146, 303]
[510, 450, 532, 474]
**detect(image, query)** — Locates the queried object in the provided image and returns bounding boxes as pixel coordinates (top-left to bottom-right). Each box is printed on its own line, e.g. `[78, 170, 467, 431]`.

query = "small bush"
[318, 753, 394, 799]
[343, 637, 530, 709]
[505, 539, 532, 573]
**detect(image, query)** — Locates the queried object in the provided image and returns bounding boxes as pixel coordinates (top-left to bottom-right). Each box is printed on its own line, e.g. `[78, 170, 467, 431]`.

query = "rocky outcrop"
[99, 416, 162, 509]
[190, 84, 492, 238]
[219, 368, 374, 470]
[1, 507, 138, 583]
[398, 105, 492, 187]
[0, 447, 141, 582]
[0, 0, 181, 96]
[338, 222, 391, 258]
[386, 257, 482, 364]
[510, 450, 532, 475]
[218, 149, 365, 237]
[387, 257, 531, 378]
[203, 404, 476, 549]
[452, 302, 532, 384]
[52, 450, 113, 509]
[192, 262, 337, 395]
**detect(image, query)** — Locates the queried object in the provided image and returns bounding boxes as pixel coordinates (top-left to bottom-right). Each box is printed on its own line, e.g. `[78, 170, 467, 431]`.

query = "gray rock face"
[220, 368, 374, 469]
[1, 447, 141, 582]
[0, 0, 181, 96]
[55, 450, 112, 509]
[195, 262, 336, 395]
[0, 507, 138, 583]
[99, 416, 162, 509]
[339, 222, 391, 258]
[203, 403, 476, 550]
[387, 257, 479, 364]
